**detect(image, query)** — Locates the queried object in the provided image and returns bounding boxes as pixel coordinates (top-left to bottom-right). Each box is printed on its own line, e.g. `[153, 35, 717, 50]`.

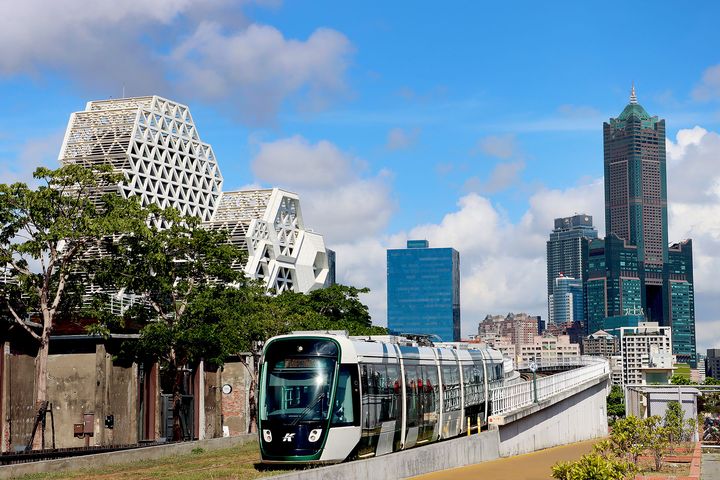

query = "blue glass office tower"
[387, 240, 460, 341]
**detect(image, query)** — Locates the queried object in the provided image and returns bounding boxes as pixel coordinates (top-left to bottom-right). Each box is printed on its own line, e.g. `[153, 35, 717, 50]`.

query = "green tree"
[0, 165, 146, 446]
[670, 374, 695, 385]
[644, 416, 669, 471]
[610, 415, 646, 466]
[663, 400, 684, 449]
[607, 385, 625, 421]
[94, 208, 244, 440]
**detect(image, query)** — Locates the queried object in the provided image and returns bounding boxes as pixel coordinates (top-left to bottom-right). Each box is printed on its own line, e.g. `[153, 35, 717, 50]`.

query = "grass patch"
[16, 442, 281, 480]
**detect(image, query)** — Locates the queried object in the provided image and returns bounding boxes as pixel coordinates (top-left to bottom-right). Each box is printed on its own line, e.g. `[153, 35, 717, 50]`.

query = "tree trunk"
[172, 361, 183, 441]
[31, 337, 49, 449]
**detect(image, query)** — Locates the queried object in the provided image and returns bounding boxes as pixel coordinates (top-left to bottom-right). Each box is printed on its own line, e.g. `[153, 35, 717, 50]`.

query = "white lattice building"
[207, 189, 329, 293]
[57, 96, 329, 294]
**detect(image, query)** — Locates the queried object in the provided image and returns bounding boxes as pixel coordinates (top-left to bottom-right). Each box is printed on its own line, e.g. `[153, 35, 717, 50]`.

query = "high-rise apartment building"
[546, 214, 598, 321]
[619, 322, 674, 385]
[586, 87, 697, 366]
[387, 240, 460, 341]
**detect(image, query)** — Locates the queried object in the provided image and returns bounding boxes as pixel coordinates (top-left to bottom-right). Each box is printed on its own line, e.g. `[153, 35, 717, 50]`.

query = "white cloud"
[473, 134, 518, 159]
[692, 64, 720, 101]
[170, 22, 353, 124]
[0, 1, 353, 124]
[666, 127, 720, 350]
[252, 135, 356, 189]
[464, 161, 526, 195]
[386, 127, 420, 150]
[0, 0, 192, 93]
[250, 135, 394, 244]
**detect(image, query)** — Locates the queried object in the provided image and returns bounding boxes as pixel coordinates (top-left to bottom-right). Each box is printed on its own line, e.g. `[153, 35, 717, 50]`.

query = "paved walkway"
[412, 439, 598, 480]
[702, 452, 720, 480]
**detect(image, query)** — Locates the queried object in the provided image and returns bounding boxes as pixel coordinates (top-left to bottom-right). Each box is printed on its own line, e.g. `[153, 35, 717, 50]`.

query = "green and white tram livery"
[258, 332, 505, 464]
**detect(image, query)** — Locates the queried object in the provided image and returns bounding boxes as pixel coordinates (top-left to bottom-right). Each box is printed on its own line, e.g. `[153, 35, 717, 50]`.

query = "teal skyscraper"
[587, 86, 697, 366]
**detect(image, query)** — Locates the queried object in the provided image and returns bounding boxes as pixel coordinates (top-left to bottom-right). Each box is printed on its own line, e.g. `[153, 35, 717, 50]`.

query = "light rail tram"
[257, 331, 507, 464]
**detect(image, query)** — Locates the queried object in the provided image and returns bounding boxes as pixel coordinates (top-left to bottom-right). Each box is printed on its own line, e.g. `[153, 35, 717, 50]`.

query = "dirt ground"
[412, 439, 599, 480]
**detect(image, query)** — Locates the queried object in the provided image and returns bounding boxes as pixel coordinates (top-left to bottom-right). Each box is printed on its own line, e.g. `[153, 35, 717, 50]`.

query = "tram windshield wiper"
[291, 392, 327, 425]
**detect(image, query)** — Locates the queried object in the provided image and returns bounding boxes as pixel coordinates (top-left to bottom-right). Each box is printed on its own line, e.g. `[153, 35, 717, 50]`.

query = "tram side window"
[404, 363, 419, 428]
[441, 364, 461, 412]
[332, 365, 359, 427]
[386, 363, 401, 420]
[421, 365, 439, 414]
[462, 363, 483, 407]
[361, 363, 399, 430]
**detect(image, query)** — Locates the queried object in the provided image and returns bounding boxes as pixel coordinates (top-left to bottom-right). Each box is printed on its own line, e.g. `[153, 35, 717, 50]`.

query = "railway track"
[0, 442, 163, 466]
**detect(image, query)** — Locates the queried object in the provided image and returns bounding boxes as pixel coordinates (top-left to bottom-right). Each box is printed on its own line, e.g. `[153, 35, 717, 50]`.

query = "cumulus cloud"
[665, 126, 720, 352]
[170, 22, 353, 124]
[386, 127, 420, 150]
[250, 135, 394, 244]
[0, 1, 353, 124]
[692, 64, 720, 101]
[0, 0, 191, 93]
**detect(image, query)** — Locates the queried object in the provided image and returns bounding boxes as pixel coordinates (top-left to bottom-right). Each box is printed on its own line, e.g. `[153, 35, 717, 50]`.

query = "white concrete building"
[59, 96, 330, 293]
[619, 322, 674, 386]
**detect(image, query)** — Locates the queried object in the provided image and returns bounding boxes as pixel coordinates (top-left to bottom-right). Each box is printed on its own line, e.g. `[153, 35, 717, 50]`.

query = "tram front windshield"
[262, 339, 338, 424]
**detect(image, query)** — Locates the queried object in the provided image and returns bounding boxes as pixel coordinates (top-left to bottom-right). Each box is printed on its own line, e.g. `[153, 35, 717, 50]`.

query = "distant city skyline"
[1, 2, 720, 351]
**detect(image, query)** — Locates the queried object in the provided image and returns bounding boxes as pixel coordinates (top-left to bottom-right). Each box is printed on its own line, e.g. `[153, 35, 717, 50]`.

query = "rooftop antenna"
[122, 84, 125, 99]
[629, 82, 637, 104]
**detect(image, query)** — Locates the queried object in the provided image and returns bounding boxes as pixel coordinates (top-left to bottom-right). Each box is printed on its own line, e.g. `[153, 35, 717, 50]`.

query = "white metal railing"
[490, 356, 609, 416]
[515, 356, 602, 371]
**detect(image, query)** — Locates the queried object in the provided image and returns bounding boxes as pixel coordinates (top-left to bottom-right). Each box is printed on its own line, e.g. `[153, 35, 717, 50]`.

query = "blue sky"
[2, 1, 720, 351]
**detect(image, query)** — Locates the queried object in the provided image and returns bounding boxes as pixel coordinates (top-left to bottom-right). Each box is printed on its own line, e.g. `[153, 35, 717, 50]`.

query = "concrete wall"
[46, 352, 96, 448]
[221, 357, 252, 436]
[6, 347, 36, 452]
[273, 430, 501, 480]
[202, 367, 222, 439]
[46, 344, 140, 448]
[497, 377, 609, 457]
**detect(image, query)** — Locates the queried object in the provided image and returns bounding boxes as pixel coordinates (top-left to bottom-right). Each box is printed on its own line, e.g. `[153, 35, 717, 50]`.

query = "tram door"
[403, 361, 439, 448]
[357, 360, 401, 458]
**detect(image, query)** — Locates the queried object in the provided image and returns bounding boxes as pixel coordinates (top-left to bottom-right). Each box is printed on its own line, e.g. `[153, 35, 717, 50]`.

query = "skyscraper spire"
[630, 82, 637, 104]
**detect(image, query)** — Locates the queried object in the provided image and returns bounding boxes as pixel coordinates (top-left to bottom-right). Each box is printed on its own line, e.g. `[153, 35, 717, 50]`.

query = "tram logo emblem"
[283, 433, 296, 442]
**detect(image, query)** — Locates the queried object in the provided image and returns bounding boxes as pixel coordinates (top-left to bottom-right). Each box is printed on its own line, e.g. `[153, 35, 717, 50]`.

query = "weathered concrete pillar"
[94, 343, 108, 445]
[196, 361, 205, 440]
[0, 341, 9, 452]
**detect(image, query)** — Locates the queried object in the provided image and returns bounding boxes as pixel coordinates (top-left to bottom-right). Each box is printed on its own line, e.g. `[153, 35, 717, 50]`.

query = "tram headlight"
[308, 429, 322, 442]
[263, 429, 272, 442]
